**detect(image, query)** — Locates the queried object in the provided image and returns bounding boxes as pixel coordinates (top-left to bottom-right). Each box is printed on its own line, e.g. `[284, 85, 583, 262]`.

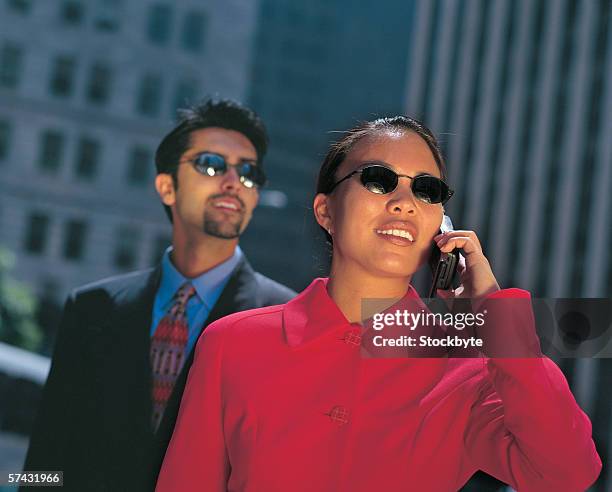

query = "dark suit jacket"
[22, 256, 296, 492]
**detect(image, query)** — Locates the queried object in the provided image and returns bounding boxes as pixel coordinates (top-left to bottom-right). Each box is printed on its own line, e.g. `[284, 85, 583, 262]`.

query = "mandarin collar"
[282, 278, 422, 347]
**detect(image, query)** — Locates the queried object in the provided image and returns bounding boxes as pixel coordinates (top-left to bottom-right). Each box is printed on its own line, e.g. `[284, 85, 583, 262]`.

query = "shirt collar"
[158, 245, 243, 309]
[282, 277, 422, 347]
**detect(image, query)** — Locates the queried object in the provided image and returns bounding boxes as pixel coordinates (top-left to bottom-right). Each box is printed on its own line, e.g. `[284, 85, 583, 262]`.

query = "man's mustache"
[208, 193, 246, 211]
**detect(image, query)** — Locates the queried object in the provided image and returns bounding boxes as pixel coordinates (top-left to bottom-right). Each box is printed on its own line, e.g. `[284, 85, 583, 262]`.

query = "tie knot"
[173, 282, 196, 310]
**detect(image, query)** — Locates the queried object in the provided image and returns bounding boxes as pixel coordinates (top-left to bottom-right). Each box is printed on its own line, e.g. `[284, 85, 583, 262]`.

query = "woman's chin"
[371, 259, 417, 279]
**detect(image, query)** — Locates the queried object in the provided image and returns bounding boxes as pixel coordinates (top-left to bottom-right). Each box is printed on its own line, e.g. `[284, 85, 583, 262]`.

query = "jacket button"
[342, 329, 362, 346]
[326, 405, 349, 425]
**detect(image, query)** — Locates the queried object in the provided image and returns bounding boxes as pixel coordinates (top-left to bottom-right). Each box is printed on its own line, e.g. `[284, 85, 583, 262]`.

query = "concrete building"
[404, 0, 611, 299]
[0, 0, 259, 302]
[404, 2, 611, 490]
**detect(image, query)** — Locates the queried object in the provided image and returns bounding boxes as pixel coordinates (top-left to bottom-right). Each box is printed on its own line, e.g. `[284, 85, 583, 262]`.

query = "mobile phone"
[428, 215, 461, 298]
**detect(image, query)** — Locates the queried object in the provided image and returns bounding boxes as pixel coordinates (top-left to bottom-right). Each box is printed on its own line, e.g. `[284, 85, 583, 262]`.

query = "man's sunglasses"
[182, 152, 267, 189]
[329, 164, 454, 204]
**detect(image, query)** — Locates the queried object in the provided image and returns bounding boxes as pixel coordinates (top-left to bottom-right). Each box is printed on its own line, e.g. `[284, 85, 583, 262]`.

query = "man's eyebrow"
[186, 150, 257, 162]
[186, 149, 223, 158]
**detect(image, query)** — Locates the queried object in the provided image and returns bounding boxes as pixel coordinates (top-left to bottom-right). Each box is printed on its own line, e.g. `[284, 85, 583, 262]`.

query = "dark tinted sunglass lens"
[238, 163, 266, 188]
[194, 153, 227, 176]
[412, 175, 446, 204]
[360, 166, 398, 194]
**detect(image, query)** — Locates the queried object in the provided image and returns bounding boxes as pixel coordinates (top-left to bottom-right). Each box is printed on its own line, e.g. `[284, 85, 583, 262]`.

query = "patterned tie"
[150, 282, 196, 431]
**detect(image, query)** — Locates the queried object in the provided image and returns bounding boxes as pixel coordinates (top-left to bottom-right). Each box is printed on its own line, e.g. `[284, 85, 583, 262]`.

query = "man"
[22, 99, 296, 491]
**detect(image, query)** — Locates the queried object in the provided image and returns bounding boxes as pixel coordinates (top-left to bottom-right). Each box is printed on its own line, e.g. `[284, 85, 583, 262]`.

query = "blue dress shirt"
[150, 245, 243, 356]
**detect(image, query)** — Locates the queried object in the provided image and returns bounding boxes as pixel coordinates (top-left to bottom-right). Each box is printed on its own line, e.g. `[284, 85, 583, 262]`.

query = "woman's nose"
[386, 183, 417, 214]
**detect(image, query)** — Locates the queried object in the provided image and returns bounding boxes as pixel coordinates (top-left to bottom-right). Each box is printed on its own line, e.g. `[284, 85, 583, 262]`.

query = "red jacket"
[156, 278, 601, 491]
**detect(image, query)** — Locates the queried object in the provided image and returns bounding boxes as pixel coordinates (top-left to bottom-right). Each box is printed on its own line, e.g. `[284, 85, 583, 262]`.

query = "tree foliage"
[0, 248, 42, 351]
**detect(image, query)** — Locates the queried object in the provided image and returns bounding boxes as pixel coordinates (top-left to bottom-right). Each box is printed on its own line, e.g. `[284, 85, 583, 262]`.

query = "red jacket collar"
[282, 278, 422, 348]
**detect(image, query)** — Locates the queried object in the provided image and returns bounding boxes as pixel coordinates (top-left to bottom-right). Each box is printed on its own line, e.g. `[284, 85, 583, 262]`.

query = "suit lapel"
[97, 267, 161, 444]
[202, 255, 258, 329]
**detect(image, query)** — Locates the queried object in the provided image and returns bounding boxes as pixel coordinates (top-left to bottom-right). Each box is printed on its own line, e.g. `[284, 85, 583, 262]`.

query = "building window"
[62, 219, 87, 260]
[136, 73, 163, 117]
[60, 0, 84, 25]
[113, 225, 141, 270]
[74, 136, 100, 180]
[92, 0, 123, 32]
[6, 0, 31, 14]
[150, 234, 171, 265]
[126, 145, 151, 186]
[181, 11, 207, 52]
[147, 3, 173, 45]
[0, 120, 11, 161]
[23, 212, 50, 254]
[38, 130, 65, 173]
[171, 79, 198, 118]
[49, 55, 77, 97]
[0, 41, 24, 89]
[86, 61, 112, 105]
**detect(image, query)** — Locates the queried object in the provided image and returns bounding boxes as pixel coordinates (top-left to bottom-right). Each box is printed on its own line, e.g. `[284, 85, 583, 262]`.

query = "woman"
[156, 117, 601, 491]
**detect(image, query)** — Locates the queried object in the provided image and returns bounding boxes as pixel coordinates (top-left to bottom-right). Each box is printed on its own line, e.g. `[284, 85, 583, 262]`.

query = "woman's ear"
[155, 173, 176, 206]
[313, 193, 333, 234]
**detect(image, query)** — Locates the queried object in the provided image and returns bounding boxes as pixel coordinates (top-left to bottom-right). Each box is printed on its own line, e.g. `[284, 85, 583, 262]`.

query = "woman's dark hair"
[155, 97, 268, 222]
[316, 115, 447, 244]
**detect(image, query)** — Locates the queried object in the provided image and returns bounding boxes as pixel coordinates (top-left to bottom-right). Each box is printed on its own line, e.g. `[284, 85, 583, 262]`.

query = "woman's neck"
[327, 262, 412, 323]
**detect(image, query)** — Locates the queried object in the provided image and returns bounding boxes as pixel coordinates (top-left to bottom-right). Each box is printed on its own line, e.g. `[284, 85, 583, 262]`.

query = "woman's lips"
[375, 230, 415, 246]
[374, 221, 418, 243]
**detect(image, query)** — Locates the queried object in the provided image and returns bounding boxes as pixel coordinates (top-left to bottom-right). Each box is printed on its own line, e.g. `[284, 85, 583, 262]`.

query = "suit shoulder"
[67, 268, 157, 312]
[252, 272, 297, 304]
[72, 268, 155, 296]
[71, 268, 155, 300]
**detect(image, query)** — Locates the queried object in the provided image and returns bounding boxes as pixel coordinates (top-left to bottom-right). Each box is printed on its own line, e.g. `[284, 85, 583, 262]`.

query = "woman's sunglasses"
[182, 152, 267, 189]
[329, 164, 454, 204]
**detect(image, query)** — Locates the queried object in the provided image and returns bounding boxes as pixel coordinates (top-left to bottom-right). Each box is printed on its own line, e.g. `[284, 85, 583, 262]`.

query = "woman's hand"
[433, 230, 500, 303]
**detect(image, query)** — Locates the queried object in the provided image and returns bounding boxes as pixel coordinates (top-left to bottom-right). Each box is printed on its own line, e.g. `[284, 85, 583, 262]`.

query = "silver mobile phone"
[428, 215, 460, 298]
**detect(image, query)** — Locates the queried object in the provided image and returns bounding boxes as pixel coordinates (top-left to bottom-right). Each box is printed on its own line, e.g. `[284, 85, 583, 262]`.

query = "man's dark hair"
[316, 115, 447, 244]
[155, 97, 268, 222]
